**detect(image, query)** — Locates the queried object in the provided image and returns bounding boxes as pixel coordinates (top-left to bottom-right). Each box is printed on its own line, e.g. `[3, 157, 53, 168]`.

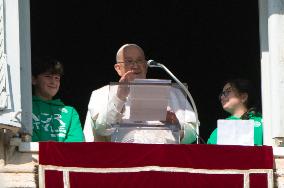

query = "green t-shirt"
[207, 112, 263, 146]
[32, 96, 85, 142]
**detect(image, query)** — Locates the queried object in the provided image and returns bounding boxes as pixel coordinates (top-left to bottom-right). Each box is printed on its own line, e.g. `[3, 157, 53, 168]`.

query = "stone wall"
[275, 157, 284, 188]
[0, 129, 38, 188]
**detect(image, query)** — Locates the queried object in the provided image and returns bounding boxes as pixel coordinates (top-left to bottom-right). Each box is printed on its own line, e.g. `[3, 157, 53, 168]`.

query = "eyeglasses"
[219, 87, 233, 100]
[117, 60, 146, 67]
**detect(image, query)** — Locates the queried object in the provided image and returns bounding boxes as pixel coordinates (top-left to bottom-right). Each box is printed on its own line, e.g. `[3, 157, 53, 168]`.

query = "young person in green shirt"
[32, 56, 84, 142]
[207, 78, 263, 146]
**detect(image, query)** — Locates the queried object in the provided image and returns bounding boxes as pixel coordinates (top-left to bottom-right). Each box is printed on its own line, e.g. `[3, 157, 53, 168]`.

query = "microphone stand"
[149, 62, 203, 144]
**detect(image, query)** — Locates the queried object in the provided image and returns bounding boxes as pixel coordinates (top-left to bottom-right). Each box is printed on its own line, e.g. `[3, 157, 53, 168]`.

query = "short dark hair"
[32, 56, 64, 77]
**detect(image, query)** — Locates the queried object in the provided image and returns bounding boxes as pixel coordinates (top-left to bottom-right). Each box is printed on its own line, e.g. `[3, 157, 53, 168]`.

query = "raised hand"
[116, 70, 136, 101]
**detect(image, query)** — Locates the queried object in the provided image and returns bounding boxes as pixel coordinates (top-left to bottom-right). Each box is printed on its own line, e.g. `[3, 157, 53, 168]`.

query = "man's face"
[32, 72, 61, 100]
[114, 45, 147, 79]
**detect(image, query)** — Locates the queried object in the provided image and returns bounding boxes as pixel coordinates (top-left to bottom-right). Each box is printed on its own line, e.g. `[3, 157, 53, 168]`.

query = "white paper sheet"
[217, 119, 254, 146]
[129, 79, 171, 121]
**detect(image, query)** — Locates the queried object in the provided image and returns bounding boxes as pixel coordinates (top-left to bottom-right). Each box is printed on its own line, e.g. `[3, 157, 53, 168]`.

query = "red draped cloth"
[39, 142, 273, 188]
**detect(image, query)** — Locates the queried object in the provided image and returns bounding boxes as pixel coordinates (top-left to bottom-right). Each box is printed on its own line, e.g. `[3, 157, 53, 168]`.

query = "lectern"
[106, 79, 191, 144]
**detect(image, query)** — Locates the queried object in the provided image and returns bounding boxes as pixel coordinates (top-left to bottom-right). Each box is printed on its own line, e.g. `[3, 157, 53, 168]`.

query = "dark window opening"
[30, 0, 261, 142]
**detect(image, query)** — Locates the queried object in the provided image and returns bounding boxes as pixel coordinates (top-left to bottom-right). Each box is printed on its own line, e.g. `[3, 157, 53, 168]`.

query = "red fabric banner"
[39, 142, 273, 188]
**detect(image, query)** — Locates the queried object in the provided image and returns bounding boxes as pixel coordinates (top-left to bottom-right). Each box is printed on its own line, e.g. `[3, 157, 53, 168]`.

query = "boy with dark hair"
[32, 56, 84, 142]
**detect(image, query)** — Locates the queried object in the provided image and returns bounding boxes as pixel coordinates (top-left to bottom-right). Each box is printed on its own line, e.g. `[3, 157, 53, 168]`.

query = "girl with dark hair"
[207, 79, 263, 145]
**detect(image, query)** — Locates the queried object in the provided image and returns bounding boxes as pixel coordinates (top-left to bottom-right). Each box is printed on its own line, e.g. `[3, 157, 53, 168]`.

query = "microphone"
[147, 59, 161, 67]
[147, 59, 204, 144]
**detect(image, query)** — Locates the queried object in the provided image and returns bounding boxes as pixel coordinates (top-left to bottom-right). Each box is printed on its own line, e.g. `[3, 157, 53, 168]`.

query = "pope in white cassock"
[83, 43, 197, 144]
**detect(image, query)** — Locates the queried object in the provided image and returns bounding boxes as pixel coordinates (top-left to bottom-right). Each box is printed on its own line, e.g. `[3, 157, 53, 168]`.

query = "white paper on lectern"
[217, 120, 254, 146]
[129, 79, 171, 121]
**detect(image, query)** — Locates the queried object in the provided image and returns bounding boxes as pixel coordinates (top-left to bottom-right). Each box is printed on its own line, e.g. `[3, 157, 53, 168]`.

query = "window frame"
[259, 0, 284, 156]
[0, 0, 32, 134]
